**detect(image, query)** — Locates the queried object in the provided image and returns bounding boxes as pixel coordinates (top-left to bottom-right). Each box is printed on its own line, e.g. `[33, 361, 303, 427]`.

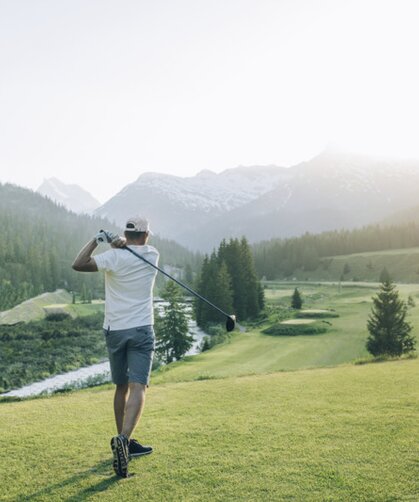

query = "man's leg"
[121, 382, 147, 439]
[114, 383, 129, 434]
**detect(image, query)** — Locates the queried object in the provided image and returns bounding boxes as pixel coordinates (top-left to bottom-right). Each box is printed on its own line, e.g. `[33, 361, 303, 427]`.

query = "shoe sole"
[111, 436, 129, 478]
[129, 449, 153, 458]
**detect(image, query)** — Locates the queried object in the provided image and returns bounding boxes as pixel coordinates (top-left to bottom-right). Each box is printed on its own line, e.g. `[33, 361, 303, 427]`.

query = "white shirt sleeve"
[94, 249, 119, 272]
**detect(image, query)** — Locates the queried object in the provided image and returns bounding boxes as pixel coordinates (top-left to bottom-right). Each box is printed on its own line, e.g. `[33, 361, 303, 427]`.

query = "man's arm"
[72, 239, 99, 272]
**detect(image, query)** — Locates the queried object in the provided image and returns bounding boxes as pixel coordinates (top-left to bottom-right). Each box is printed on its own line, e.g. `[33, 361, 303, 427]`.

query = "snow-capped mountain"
[95, 165, 290, 241]
[37, 178, 101, 214]
[95, 149, 419, 250]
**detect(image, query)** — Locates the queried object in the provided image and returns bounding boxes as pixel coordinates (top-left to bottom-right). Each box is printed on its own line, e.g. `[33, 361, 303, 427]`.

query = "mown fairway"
[152, 282, 419, 384]
[1, 282, 418, 501]
[1, 358, 418, 501]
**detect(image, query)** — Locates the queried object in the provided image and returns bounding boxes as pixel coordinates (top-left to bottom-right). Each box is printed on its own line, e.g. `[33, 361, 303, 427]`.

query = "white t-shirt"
[94, 245, 159, 330]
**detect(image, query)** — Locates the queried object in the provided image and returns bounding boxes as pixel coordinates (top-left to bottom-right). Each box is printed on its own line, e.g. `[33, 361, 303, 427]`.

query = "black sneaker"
[110, 434, 129, 477]
[129, 438, 153, 457]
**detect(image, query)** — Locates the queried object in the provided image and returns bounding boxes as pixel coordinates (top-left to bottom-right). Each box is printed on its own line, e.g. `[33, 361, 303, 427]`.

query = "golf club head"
[226, 315, 236, 332]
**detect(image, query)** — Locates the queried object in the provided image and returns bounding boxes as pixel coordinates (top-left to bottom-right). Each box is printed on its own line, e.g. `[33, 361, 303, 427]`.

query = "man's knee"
[128, 381, 147, 393]
[115, 383, 129, 394]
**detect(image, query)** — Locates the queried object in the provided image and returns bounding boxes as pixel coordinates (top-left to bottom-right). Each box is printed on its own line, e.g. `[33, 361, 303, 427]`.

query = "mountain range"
[37, 178, 101, 214]
[94, 149, 419, 250]
[36, 149, 419, 251]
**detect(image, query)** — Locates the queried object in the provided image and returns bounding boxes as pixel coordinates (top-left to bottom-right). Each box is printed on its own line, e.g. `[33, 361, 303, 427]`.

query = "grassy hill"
[283, 247, 419, 283]
[0, 289, 72, 324]
[1, 358, 418, 501]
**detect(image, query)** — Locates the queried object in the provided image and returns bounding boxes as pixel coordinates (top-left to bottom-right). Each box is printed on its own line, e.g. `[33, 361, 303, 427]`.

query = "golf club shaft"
[122, 245, 231, 319]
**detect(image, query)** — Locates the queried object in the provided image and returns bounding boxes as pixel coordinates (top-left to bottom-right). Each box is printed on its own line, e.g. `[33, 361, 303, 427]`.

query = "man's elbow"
[72, 259, 98, 272]
[72, 261, 82, 271]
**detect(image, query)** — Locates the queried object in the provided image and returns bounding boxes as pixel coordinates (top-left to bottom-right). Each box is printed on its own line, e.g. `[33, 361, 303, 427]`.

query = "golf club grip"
[122, 245, 230, 319]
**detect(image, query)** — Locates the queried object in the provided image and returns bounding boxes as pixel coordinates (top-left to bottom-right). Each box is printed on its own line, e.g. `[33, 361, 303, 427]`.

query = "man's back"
[95, 244, 159, 330]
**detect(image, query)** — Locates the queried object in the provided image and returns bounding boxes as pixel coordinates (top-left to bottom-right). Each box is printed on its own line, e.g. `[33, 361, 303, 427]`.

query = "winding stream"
[2, 303, 207, 398]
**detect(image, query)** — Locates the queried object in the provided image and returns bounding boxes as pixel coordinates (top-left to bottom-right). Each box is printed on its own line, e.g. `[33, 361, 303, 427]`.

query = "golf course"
[1, 282, 418, 501]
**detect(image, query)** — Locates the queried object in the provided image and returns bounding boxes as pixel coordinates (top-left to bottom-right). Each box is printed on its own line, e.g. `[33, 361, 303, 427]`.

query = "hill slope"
[0, 183, 200, 310]
[1, 358, 418, 501]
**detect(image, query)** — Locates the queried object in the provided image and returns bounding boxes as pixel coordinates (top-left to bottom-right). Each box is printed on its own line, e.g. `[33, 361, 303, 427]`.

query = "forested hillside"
[0, 183, 201, 310]
[253, 222, 419, 279]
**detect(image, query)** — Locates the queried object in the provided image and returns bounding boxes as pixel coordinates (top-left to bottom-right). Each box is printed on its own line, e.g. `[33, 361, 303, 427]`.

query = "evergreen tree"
[366, 280, 416, 357]
[291, 288, 303, 309]
[155, 281, 193, 363]
[240, 237, 263, 316]
[184, 263, 193, 286]
[343, 263, 351, 276]
[194, 237, 263, 327]
[81, 283, 88, 304]
[218, 239, 247, 318]
[379, 267, 391, 283]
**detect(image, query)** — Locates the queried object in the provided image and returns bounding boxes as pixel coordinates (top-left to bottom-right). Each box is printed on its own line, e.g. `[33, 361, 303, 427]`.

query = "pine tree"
[240, 237, 263, 316]
[184, 263, 193, 286]
[291, 288, 303, 309]
[343, 263, 351, 276]
[379, 267, 391, 283]
[218, 239, 247, 319]
[155, 281, 193, 363]
[366, 280, 416, 357]
[81, 283, 88, 304]
[195, 238, 263, 326]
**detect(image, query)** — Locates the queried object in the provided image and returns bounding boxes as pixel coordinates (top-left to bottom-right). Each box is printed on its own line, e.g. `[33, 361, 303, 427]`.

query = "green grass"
[152, 282, 419, 385]
[287, 246, 419, 282]
[0, 289, 72, 324]
[1, 358, 418, 501]
[67, 301, 105, 317]
[0, 294, 104, 326]
[1, 282, 418, 500]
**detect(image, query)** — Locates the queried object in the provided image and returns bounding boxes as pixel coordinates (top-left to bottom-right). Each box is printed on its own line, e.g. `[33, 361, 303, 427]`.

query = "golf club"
[98, 230, 236, 332]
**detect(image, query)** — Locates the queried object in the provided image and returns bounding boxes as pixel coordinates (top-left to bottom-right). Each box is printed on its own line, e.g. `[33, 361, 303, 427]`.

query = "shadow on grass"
[25, 459, 124, 501]
[353, 353, 417, 365]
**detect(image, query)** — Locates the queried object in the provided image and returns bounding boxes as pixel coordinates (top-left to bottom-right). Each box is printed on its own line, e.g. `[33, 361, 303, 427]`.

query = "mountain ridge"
[37, 178, 101, 214]
[94, 149, 419, 250]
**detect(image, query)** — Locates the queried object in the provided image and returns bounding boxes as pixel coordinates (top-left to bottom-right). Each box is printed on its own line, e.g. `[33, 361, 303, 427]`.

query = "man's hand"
[111, 236, 127, 248]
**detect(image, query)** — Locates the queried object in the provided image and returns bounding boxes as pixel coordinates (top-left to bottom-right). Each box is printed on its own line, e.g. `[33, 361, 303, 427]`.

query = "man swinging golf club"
[72, 216, 158, 478]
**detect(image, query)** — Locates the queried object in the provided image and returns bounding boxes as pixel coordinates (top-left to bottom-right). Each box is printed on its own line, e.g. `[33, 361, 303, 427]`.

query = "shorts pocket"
[134, 326, 155, 351]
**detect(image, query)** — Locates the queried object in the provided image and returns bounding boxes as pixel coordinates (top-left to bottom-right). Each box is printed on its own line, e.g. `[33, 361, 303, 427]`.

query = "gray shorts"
[104, 325, 155, 386]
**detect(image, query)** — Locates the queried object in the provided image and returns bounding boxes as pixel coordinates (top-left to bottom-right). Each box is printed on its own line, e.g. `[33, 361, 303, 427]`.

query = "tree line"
[252, 222, 419, 279]
[0, 183, 201, 311]
[195, 237, 264, 327]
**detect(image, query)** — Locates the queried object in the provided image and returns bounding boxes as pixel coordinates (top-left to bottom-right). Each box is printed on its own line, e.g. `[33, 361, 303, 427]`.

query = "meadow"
[1, 282, 418, 501]
[152, 281, 419, 384]
[289, 247, 419, 283]
[1, 358, 417, 501]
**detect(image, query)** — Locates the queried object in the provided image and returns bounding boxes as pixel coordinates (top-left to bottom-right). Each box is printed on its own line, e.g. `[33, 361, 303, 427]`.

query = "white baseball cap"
[124, 216, 153, 235]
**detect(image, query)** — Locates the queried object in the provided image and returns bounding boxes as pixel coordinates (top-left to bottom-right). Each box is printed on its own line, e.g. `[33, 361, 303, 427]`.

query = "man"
[72, 216, 159, 478]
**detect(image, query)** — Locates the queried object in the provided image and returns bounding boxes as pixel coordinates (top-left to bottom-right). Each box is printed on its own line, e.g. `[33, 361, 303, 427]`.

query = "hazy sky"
[1, 0, 418, 202]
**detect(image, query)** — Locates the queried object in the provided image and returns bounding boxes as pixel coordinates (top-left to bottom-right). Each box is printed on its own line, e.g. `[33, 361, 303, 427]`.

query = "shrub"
[45, 312, 71, 322]
[200, 324, 232, 351]
[262, 321, 328, 336]
[296, 309, 339, 319]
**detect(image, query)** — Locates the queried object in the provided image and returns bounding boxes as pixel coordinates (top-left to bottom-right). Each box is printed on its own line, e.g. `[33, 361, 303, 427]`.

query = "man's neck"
[126, 239, 147, 246]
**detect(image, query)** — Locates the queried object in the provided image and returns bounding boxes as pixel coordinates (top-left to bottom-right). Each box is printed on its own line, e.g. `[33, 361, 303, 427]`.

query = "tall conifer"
[367, 280, 416, 357]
